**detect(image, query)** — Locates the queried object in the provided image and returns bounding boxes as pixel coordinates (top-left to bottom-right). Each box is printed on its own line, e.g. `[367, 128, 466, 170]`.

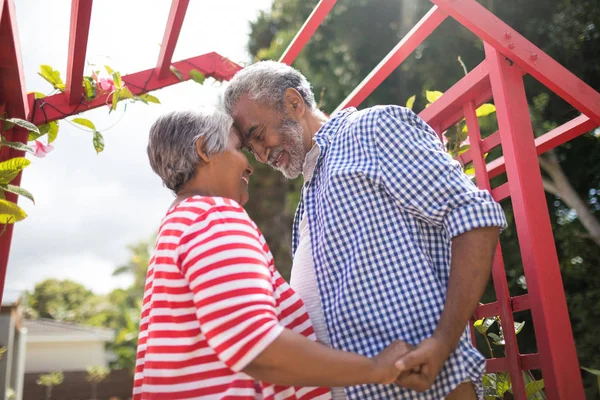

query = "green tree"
[25, 279, 95, 322]
[86, 365, 110, 400]
[36, 371, 64, 400]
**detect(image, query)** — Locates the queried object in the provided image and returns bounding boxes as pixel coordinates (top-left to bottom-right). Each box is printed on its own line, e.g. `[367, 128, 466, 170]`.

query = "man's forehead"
[231, 95, 275, 133]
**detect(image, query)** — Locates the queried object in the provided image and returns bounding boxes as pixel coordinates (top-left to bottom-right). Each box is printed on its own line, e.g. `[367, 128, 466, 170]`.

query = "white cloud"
[6, 0, 272, 295]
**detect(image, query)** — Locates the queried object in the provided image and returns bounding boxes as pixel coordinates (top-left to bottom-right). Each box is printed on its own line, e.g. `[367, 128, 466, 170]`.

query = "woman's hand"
[371, 340, 416, 384]
[244, 329, 415, 388]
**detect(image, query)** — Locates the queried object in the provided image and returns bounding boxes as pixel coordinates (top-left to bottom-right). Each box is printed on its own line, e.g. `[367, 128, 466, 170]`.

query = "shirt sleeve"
[178, 203, 284, 372]
[371, 105, 507, 238]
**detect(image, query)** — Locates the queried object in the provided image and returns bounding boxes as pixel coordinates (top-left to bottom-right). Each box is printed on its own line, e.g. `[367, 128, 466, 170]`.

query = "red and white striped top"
[133, 196, 331, 400]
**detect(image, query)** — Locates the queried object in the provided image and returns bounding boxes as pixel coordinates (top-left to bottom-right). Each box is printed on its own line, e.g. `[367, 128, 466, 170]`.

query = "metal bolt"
[531, 53, 538, 61]
[508, 42, 516, 49]
[504, 32, 512, 39]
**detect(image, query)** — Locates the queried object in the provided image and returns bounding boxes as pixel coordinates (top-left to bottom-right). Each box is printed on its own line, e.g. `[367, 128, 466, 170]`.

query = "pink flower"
[98, 77, 116, 92]
[31, 140, 54, 158]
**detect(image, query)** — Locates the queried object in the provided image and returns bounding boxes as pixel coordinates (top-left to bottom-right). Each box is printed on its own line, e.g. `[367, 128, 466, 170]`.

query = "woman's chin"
[239, 192, 249, 206]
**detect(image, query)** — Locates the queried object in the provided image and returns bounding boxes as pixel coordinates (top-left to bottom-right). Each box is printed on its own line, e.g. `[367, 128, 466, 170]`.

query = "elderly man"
[223, 61, 506, 400]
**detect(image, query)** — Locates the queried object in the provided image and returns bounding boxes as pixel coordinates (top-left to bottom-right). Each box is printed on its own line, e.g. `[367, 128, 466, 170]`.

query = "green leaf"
[47, 121, 59, 143]
[0, 158, 31, 184]
[476, 103, 496, 117]
[0, 199, 27, 223]
[514, 321, 525, 335]
[582, 367, 600, 392]
[170, 66, 185, 82]
[113, 72, 122, 89]
[2, 120, 15, 131]
[405, 95, 416, 111]
[0, 140, 34, 153]
[496, 372, 511, 396]
[30, 92, 46, 99]
[93, 131, 105, 154]
[524, 379, 545, 397]
[189, 69, 206, 84]
[138, 94, 160, 104]
[0, 184, 34, 204]
[72, 118, 96, 131]
[462, 123, 469, 133]
[487, 332, 505, 345]
[464, 164, 475, 176]
[38, 65, 65, 91]
[458, 144, 470, 155]
[111, 91, 119, 112]
[118, 87, 134, 100]
[4, 118, 40, 134]
[34, 121, 59, 143]
[426, 90, 444, 104]
[474, 317, 496, 334]
[105, 65, 115, 75]
[83, 78, 95, 100]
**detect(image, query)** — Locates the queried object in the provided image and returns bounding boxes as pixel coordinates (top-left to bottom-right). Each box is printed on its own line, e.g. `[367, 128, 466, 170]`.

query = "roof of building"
[24, 318, 115, 343]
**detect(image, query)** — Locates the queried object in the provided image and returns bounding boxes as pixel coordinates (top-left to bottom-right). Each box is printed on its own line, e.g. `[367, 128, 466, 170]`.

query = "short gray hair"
[147, 108, 231, 193]
[223, 61, 317, 114]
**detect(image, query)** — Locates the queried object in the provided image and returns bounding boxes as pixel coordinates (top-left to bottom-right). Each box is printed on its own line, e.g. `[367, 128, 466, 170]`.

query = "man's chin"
[281, 169, 301, 179]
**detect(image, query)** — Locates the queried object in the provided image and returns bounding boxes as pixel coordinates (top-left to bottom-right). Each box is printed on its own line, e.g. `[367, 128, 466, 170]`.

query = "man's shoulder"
[340, 105, 422, 130]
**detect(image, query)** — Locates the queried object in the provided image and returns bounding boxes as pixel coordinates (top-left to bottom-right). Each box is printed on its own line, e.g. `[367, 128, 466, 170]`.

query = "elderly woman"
[132, 108, 411, 400]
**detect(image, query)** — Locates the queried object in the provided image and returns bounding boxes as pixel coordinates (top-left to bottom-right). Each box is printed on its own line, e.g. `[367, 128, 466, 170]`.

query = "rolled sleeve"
[372, 105, 507, 236]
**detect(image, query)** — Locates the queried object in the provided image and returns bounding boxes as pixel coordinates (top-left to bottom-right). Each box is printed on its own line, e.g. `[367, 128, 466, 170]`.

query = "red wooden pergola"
[1, 0, 598, 398]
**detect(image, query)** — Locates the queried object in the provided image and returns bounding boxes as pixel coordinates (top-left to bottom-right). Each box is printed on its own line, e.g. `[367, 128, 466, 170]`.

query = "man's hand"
[370, 340, 416, 384]
[393, 336, 453, 392]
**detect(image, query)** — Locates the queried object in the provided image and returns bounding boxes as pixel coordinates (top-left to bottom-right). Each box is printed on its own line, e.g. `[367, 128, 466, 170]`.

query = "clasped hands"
[372, 335, 453, 393]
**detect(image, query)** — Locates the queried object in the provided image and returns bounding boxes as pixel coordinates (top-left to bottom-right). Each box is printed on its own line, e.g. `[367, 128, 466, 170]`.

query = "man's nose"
[253, 145, 270, 164]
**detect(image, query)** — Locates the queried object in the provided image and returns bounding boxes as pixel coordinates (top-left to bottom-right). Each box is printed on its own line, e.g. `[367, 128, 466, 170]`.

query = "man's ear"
[284, 88, 306, 119]
[195, 139, 211, 163]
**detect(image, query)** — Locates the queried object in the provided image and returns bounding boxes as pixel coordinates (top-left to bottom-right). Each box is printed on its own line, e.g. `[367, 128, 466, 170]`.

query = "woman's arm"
[243, 329, 413, 387]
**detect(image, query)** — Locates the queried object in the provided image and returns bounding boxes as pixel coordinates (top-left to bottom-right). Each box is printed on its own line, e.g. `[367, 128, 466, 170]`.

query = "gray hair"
[147, 108, 231, 194]
[223, 60, 317, 114]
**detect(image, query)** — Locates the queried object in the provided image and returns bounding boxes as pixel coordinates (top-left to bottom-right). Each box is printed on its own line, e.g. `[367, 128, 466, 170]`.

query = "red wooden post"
[464, 101, 526, 398]
[485, 43, 585, 400]
[65, 0, 93, 105]
[279, 0, 337, 66]
[0, 0, 30, 307]
[156, 0, 190, 79]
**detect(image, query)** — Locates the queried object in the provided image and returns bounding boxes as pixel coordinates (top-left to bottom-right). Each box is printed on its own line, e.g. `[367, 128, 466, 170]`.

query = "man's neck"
[305, 109, 330, 148]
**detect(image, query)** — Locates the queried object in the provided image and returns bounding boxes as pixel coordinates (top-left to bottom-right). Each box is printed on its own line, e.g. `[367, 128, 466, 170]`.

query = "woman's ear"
[195, 139, 211, 163]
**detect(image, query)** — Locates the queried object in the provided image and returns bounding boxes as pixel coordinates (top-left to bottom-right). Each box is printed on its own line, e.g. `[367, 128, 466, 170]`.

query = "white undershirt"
[290, 145, 347, 400]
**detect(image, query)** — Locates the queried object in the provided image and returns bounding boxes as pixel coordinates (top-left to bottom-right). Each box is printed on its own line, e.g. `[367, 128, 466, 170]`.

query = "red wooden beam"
[487, 114, 596, 179]
[0, 0, 31, 306]
[65, 0, 93, 105]
[279, 0, 337, 66]
[156, 0, 190, 79]
[431, 0, 600, 126]
[486, 43, 584, 399]
[334, 6, 447, 113]
[465, 99, 527, 397]
[28, 52, 241, 125]
[418, 60, 491, 131]
[486, 354, 540, 373]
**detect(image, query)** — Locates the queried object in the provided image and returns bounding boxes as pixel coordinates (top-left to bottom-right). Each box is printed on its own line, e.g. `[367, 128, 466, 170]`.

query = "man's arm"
[369, 106, 506, 391]
[395, 226, 499, 392]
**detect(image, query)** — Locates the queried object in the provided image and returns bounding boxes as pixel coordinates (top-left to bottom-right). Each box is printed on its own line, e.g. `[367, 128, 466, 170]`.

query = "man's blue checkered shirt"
[292, 105, 507, 399]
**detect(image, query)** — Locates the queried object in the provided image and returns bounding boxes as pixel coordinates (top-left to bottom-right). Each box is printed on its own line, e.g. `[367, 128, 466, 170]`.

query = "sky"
[5, 0, 273, 296]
